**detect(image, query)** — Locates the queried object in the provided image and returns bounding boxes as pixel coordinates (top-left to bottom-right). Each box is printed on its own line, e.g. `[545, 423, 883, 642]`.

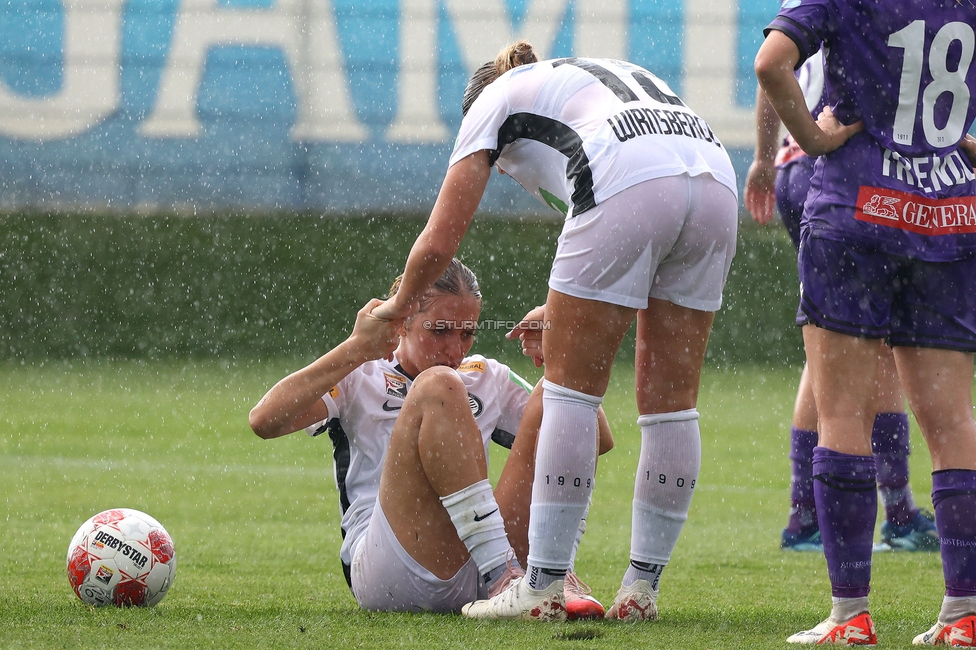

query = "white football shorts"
[350, 499, 485, 613]
[549, 173, 738, 311]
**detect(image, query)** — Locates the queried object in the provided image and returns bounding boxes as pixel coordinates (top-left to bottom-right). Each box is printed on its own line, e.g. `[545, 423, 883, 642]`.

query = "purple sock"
[872, 412, 915, 526]
[932, 470, 976, 597]
[813, 447, 877, 599]
[787, 427, 819, 534]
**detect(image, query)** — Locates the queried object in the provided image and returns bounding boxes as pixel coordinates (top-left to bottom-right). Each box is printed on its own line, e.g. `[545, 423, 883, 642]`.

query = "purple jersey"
[767, 0, 976, 261]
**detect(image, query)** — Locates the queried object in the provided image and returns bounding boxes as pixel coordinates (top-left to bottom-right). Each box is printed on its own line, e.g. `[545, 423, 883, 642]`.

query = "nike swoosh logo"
[382, 400, 402, 412]
[473, 508, 498, 522]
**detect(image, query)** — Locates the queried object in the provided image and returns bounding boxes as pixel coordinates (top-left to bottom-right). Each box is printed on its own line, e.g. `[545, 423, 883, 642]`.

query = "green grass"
[0, 359, 944, 648]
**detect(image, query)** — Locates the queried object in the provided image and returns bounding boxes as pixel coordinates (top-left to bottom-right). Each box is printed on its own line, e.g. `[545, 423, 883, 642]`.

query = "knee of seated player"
[409, 367, 485, 458]
[405, 367, 481, 432]
[409, 365, 469, 406]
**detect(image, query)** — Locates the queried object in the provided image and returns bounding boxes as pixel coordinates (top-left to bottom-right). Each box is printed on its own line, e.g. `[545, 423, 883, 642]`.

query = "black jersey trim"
[327, 420, 352, 514]
[393, 363, 415, 381]
[491, 428, 515, 450]
[764, 18, 820, 68]
[491, 112, 596, 217]
[327, 418, 353, 590]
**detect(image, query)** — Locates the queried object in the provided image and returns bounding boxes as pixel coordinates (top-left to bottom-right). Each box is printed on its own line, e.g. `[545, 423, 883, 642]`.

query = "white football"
[66, 508, 176, 607]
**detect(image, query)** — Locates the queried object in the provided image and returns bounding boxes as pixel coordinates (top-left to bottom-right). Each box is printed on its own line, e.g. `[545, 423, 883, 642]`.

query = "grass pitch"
[0, 358, 944, 648]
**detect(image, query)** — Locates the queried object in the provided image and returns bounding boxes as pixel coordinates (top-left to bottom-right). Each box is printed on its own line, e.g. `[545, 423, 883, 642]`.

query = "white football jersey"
[306, 354, 533, 570]
[451, 58, 737, 218]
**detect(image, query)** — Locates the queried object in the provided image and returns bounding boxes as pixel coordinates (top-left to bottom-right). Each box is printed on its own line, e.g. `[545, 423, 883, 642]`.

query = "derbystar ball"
[66, 508, 176, 607]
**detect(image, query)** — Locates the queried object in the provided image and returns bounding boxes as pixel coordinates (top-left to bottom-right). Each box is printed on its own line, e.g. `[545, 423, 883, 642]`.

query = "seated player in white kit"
[249, 258, 613, 618]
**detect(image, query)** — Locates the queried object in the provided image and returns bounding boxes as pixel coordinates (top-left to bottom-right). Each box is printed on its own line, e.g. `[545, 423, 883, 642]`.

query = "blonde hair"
[461, 40, 538, 116]
[388, 258, 482, 313]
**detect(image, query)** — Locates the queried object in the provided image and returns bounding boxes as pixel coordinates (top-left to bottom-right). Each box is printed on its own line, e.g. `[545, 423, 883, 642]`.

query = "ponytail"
[461, 40, 538, 116]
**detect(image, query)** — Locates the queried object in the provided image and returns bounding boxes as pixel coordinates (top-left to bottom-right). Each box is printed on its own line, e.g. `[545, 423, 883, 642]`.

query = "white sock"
[569, 488, 593, 573]
[628, 410, 701, 579]
[440, 479, 511, 579]
[526, 380, 601, 589]
[623, 560, 665, 589]
[940, 595, 976, 623]
[831, 596, 869, 622]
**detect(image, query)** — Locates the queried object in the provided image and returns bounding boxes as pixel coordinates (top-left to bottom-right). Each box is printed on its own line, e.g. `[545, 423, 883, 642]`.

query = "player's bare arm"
[249, 298, 401, 439]
[744, 86, 780, 225]
[371, 151, 491, 323]
[755, 31, 861, 157]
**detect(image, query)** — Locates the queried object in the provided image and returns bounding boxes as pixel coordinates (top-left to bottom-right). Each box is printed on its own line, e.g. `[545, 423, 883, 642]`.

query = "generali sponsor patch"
[854, 186, 976, 236]
[458, 360, 486, 374]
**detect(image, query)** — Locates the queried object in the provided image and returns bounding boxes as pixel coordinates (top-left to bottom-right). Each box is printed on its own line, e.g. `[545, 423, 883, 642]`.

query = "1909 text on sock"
[646, 472, 696, 488]
[544, 475, 592, 489]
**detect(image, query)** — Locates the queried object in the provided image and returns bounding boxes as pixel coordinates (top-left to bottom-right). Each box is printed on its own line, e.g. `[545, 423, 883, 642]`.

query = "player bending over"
[373, 40, 737, 622]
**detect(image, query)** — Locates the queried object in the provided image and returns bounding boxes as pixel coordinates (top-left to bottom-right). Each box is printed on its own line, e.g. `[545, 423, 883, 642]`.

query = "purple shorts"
[775, 156, 815, 251]
[798, 233, 976, 351]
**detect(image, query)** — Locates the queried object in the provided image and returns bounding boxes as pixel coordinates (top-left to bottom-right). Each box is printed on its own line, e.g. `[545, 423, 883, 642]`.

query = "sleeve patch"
[458, 360, 486, 373]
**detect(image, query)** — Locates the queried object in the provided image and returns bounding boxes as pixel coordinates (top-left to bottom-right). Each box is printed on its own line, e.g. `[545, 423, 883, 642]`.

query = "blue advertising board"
[0, 0, 774, 214]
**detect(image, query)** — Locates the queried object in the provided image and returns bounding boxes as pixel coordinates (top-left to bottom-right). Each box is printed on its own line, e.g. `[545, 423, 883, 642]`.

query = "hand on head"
[369, 296, 419, 323]
[353, 298, 405, 362]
